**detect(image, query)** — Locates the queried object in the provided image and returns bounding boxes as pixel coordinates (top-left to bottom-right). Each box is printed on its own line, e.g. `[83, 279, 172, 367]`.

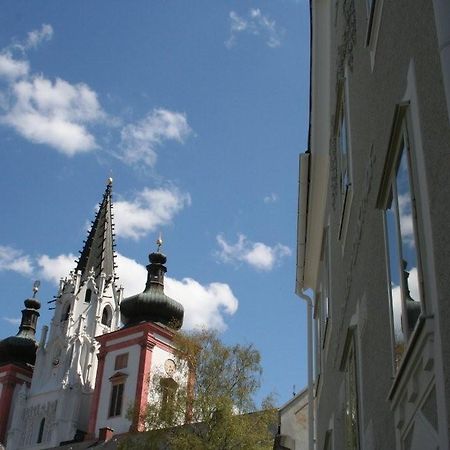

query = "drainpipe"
[296, 152, 314, 450]
[298, 290, 314, 450]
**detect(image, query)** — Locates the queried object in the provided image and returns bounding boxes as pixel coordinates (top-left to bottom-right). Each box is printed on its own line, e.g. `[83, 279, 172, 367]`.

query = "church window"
[84, 288, 92, 303]
[115, 353, 128, 370]
[343, 336, 359, 450]
[109, 383, 124, 417]
[379, 111, 424, 372]
[159, 378, 178, 423]
[101, 305, 112, 327]
[61, 304, 70, 322]
[37, 418, 45, 444]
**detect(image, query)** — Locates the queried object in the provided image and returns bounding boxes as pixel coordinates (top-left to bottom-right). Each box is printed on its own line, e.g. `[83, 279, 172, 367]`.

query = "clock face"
[164, 359, 176, 376]
[52, 358, 60, 367]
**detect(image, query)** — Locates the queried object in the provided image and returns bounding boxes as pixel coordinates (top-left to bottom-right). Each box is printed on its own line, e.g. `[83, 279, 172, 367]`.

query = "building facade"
[297, 1, 450, 449]
[0, 180, 187, 450]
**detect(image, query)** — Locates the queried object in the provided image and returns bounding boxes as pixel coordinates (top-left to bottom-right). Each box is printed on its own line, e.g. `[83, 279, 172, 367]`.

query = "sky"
[0, 1, 310, 407]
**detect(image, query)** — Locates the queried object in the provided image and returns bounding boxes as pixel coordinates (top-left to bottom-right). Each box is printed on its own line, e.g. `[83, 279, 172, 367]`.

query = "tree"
[121, 329, 276, 450]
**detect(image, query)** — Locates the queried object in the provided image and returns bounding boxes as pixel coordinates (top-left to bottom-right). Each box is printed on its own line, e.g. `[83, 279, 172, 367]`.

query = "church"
[0, 179, 188, 449]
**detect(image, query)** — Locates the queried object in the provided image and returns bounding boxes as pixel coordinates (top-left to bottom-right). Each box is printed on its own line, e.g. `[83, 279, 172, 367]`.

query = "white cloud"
[216, 234, 291, 271]
[37, 253, 76, 284]
[0, 52, 29, 81]
[225, 9, 284, 49]
[2, 76, 103, 154]
[2, 317, 21, 326]
[263, 193, 278, 203]
[116, 253, 239, 331]
[25, 24, 53, 49]
[391, 267, 420, 339]
[119, 108, 192, 168]
[114, 186, 191, 240]
[0, 25, 106, 155]
[0, 245, 33, 275]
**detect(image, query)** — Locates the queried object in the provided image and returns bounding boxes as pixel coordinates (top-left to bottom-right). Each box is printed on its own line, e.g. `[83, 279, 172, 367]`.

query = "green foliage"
[120, 330, 276, 450]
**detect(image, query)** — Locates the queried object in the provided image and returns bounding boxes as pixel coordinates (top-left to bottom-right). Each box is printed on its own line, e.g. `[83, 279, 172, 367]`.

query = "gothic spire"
[76, 178, 116, 285]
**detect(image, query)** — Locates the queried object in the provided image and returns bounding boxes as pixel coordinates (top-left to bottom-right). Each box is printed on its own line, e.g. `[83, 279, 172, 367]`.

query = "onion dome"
[120, 239, 184, 329]
[0, 282, 41, 367]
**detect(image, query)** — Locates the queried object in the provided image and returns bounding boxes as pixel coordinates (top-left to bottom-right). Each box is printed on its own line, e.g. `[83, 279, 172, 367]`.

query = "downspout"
[296, 152, 314, 450]
[299, 290, 314, 450]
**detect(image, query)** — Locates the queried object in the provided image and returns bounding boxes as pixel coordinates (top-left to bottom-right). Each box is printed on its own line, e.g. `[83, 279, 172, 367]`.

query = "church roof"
[76, 178, 117, 285]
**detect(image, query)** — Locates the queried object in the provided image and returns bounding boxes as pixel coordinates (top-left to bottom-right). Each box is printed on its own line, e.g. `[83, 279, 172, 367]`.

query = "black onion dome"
[120, 250, 184, 329]
[0, 295, 41, 367]
[0, 336, 38, 367]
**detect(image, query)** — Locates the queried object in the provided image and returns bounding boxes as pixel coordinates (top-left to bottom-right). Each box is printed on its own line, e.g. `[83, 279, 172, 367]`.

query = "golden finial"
[156, 233, 163, 252]
[32, 280, 40, 298]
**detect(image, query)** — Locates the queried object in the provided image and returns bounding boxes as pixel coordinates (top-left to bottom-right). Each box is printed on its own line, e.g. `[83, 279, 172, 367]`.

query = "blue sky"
[0, 1, 309, 406]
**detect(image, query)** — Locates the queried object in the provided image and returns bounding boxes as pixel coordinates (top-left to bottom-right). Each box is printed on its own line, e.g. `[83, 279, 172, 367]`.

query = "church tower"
[0, 283, 41, 446]
[6, 179, 123, 450]
[87, 239, 186, 438]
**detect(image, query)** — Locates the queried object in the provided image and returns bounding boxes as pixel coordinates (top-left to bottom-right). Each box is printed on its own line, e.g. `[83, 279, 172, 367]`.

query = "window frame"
[114, 353, 129, 371]
[340, 332, 360, 450]
[377, 103, 426, 374]
[335, 79, 353, 243]
[108, 372, 128, 418]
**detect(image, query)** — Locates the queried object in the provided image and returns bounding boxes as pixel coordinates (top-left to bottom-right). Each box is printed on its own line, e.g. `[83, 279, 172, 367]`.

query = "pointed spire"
[76, 178, 116, 286]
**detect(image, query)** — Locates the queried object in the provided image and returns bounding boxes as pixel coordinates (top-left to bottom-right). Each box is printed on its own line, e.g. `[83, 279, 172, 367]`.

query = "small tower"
[0, 282, 41, 445]
[88, 238, 185, 438]
[7, 179, 123, 450]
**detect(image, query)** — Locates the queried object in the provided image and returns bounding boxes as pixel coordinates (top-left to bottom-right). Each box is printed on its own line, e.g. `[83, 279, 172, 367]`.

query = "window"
[335, 86, 353, 239]
[159, 378, 178, 422]
[61, 304, 70, 322]
[338, 100, 350, 198]
[109, 383, 124, 417]
[84, 288, 92, 303]
[343, 337, 359, 450]
[101, 306, 112, 327]
[37, 418, 45, 444]
[114, 353, 128, 370]
[319, 229, 331, 346]
[383, 124, 423, 370]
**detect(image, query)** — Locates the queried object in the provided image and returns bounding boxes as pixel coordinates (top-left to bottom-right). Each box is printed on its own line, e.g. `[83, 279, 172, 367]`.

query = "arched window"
[84, 288, 92, 303]
[61, 304, 70, 322]
[37, 418, 45, 443]
[101, 306, 112, 327]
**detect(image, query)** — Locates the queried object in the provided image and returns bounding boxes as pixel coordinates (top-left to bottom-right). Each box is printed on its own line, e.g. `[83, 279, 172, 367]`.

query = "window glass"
[84, 289, 92, 303]
[37, 418, 45, 444]
[109, 383, 124, 417]
[384, 134, 422, 371]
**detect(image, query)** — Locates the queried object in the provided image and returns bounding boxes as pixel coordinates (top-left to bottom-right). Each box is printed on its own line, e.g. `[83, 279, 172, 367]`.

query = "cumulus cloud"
[119, 108, 192, 168]
[0, 25, 105, 155]
[391, 267, 420, 339]
[216, 233, 291, 271]
[114, 186, 191, 240]
[0, 53, 29, 80]
[37, 253, 76, 284]
[225, 9, 284, 49]
[116, 253, 239, 331]
[1, 76, 103, 154]
[0, 245, 33, 275]
[263, 193, 278, 204]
